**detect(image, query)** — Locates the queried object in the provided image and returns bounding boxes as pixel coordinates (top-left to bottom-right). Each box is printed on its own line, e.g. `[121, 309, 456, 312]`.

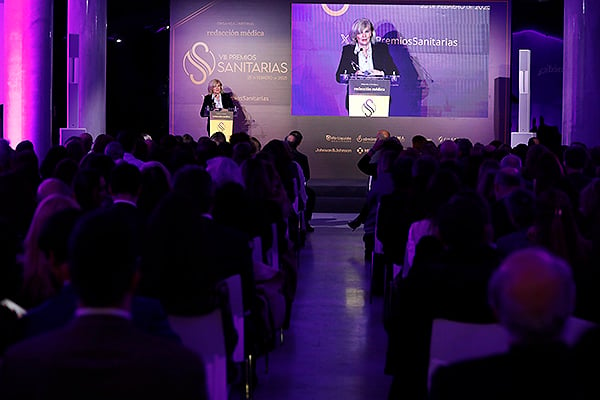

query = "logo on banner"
[361, 99, 376, 117]
[183, 42, 216, 85]
[321, 4, 350, 17]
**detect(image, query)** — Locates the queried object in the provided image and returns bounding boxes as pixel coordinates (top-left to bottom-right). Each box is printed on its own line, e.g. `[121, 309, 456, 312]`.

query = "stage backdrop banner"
[170, 0, 291, 144]
[170, 1, 511, 181]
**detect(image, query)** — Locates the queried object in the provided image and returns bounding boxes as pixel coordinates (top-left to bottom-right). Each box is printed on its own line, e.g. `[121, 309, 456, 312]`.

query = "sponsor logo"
[325, 134, 352, 143]
[183, 42, 216, 85]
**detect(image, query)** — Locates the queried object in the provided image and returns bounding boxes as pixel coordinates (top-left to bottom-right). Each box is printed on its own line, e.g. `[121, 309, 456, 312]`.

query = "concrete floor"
[250, 213, 392, 400]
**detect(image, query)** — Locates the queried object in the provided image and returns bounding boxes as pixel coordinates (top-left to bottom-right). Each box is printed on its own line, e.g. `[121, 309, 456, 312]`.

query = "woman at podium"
[336, 18, 398, 82]
[200, 79, 234, 133]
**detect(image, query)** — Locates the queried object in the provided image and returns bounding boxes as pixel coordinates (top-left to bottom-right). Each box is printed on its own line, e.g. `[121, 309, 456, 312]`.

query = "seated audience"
[22, 209, 178, 342]
[430, 248, 578, 399]
[0, 208, 208, 399]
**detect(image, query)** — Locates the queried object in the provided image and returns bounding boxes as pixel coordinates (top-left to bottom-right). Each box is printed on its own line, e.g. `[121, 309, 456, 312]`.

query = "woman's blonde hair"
[351, 18, 376, 45]
[207, 79, 223, 94]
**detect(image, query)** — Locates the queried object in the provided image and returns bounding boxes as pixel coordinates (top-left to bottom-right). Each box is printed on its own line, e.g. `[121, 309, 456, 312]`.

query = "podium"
[344, 76, 396, 117]
[209, 109, 234, 141]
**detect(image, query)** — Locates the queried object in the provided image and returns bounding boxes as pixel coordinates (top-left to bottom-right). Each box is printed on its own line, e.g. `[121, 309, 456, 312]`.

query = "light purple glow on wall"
[0, 0, 5, 107]
[4, 0, 24, 144]
[4, 0, 53, 156]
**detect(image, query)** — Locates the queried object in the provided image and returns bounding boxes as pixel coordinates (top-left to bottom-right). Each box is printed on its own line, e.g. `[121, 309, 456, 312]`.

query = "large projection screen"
[170, 1, 511, 180]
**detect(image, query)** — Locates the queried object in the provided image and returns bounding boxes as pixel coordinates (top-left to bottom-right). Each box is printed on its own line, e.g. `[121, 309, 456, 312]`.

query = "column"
[3, 0, 53, 157]
[563, 0, 600, 146]
[67, 0, 107, 138]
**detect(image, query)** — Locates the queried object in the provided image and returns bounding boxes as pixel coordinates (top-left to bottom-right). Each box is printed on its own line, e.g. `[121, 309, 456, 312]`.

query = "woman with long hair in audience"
[530, 188, 593, 318]
[138, 161, 172, 222]
[19, 194, 80, 309]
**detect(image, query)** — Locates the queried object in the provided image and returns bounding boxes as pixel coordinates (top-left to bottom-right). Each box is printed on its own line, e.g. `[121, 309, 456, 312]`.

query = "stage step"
[309, 179, 368, 213]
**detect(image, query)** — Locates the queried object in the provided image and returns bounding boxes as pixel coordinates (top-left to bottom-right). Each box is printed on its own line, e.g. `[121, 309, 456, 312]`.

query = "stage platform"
[310, 179, 368, 213]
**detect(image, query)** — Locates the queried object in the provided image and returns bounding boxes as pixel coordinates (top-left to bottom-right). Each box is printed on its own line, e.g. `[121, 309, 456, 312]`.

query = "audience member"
[19, 194, 80, 309]
[430, 248, 578, 399]
[285, 130, 316, 232]
[22, 208, 179, 342]
[0, 208, 208, 399]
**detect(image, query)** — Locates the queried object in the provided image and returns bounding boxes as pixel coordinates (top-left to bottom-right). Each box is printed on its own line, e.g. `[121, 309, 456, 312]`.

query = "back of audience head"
[116, 130, 138, 154]
[411, 134, 427, 152]
[206, 156, 244, 189]
[73, 168, 110, 211]
[79, 132, 93, 153]
[110, 162, 142, 199]
[53, 158, 79, 187]
[196, 137, 218, 167]
[104, 141, 124, 162]
[533, 151, 565, 195]
[232, 141, 254, 165]
[390, 155, 414, 190]
[505, 188, 536, 231]
[500, 154, 522, 170]
[12, 149, 40, 183]
[488, 247, 575, 344]
[69, 208, 139, 308]
[172, 165, 214, 214]
[436, 191, 491, 249]
[23, 194, 81, 304]
[79, 153, 116, 184]
[210, 131, 227, 145]
[65, 136, 86, 163]
[563, 144, 588, 172]
[249, 136, 262, 153]
[229, 132, 251, 148]
[38, 208, 82, 284]
[439, 140, 459, 161]
[494, 167, 522, 201]
[0, 139, 15, 173]
[37, 178, 74, 203]
[455, 138, 473, 158]
[138, 161, 172, 217]
[15, 140, 34, 153]
[91, 133, 114, 154]
[423, 169, 461, 220]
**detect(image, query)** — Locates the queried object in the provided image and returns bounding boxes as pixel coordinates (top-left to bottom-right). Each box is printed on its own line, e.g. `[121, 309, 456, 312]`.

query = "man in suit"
[200, 78, 234, 134]
[22, 208, 178, 342]
[0, 208, 208, 399]
[285, 130, 315, 232]
[429, 248, 578, 399]
[108, 161, 145, 247]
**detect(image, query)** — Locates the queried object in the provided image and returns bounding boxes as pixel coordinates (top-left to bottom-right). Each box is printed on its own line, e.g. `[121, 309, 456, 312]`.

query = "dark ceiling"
[106, 1, 565, 39]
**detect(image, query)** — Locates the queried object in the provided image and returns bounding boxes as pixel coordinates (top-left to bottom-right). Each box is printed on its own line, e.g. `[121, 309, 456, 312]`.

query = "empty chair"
[169, 309, 227, 400]
[428, 319, 508, 388]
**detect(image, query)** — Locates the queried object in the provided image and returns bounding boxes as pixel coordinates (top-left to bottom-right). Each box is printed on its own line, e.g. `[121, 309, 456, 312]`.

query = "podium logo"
[218, 122, 226, 131]
[361, 99, 376, 117]
[321, 4, 350, 17]
[183, 42, 216, 85]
